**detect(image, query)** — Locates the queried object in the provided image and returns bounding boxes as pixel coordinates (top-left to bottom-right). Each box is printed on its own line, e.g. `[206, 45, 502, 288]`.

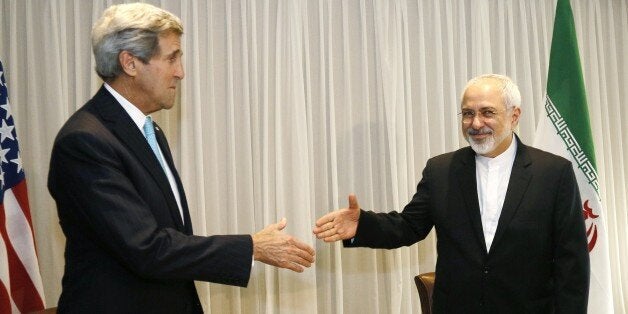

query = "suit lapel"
[454, 148, 488, 254]
[93, 86, 185, 230]
[489, 139, 533, 253]
[153, 124, 193, 234]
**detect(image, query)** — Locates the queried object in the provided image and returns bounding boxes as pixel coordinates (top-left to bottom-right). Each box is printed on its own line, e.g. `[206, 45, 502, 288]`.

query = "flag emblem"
[583, 200, 598, 252]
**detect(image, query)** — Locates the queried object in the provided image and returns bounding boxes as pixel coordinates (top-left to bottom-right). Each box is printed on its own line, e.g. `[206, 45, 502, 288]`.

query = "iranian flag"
[533, 0, 614, 312]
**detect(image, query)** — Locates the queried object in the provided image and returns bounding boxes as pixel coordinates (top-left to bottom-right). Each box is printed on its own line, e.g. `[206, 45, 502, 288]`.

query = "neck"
[108, 78, 151, 115]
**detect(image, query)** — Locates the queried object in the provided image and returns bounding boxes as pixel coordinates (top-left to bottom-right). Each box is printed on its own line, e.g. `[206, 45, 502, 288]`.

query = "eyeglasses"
[458, 108, 507, 123]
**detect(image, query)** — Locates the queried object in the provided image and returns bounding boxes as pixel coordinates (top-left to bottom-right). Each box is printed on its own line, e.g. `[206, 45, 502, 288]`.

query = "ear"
[119, 51, 137, 76]
[510, 106, 521, 128]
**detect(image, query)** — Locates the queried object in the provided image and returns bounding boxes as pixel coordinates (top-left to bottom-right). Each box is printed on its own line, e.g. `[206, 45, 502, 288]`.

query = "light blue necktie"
[143, 116, 166, 170]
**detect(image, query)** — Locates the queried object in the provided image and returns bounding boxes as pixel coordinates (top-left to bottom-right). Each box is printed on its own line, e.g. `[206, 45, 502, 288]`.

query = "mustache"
[467, 127, 493, 136]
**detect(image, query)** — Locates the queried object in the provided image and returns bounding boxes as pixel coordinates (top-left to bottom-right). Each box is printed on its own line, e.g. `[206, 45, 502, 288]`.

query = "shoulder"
[55, 101, 102, 143]
[426, 146, 474, 168]
[52, 92, 119, 157]
[55, 86, 119, 143]
[518, 142, 573, 169]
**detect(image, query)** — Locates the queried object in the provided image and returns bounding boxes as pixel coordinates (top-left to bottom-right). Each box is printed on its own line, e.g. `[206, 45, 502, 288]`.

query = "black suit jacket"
[48, 86, 253, 313]
[346, 138, 590, 313]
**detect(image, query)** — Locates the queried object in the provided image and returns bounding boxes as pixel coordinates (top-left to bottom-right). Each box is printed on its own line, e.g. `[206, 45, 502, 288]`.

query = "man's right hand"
[312, 194, 361, 242]
[252, 218, 315, 273]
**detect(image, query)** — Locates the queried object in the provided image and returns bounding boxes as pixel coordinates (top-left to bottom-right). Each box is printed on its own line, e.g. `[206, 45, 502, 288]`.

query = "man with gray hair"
[314, 74, 590, 313]
[48, 3, 314, 313]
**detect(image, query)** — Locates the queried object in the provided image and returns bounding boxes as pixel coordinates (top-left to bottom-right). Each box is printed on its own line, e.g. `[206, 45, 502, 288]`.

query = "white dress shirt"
[475, 134, 517, 251]
[104, 83, 185, 224]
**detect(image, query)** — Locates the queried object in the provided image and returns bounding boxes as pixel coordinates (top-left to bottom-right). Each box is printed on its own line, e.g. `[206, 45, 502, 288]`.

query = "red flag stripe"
[0, 279, 13, 313]
[0, 203, 44, 312]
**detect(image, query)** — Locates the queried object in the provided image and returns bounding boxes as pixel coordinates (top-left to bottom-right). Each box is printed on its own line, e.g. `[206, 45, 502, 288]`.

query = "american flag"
[0, 61, 45, 313]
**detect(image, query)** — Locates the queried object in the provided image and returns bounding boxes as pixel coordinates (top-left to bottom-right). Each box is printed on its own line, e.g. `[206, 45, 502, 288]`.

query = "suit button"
[483, 266, 490, 274]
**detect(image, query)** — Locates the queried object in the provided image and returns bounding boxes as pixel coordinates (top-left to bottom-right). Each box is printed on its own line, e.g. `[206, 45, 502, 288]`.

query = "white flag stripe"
[0, 228, 12, 296]
[0, 226, 20, 314]
[4, 189, 45, 297]
[534, 101, 614, 313]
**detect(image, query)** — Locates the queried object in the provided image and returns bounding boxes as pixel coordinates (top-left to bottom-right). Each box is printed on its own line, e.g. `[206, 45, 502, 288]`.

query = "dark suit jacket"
[346, 138, 590, 313]
[48, 86, 253, 313]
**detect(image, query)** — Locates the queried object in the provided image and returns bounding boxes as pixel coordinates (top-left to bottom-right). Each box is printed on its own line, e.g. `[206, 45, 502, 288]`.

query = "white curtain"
[0, 0, 626, 313]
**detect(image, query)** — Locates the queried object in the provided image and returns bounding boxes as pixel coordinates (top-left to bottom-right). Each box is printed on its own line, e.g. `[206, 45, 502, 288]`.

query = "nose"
[470, 114, 484, 129]
[175, 62, 185, 80]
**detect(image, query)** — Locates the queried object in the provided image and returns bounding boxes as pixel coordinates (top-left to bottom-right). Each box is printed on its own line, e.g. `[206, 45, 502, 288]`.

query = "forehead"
[156, 32, 182, 55]
[461, 81, 504, 109]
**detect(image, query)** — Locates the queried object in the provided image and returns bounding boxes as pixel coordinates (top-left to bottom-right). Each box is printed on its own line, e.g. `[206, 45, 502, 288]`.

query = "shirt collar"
[104, 83, 150, 134]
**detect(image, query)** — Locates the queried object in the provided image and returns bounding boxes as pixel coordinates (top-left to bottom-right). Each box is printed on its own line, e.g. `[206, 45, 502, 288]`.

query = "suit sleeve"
[553, 161, 590, 313]
[344, 160, 434, 249]
[48, 130, 253, 287]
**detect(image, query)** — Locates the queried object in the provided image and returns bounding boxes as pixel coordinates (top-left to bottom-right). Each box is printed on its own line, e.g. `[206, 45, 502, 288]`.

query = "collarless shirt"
[104, 83, 184, 225]
[475, 134, 517, 252]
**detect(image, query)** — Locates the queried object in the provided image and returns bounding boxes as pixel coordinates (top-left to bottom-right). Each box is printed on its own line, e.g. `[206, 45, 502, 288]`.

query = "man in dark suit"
[48, 3, 314, 313]
[313, 74, 589, 313]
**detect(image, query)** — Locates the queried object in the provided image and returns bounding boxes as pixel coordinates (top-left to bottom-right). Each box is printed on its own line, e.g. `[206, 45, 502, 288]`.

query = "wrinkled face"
[461, 80, 520, 157]
[134, 32, 184, 114]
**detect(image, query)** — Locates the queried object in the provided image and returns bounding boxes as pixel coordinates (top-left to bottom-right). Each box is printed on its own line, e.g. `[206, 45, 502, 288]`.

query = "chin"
[470, 143, 496, 155]
[467, 136, 496, 155]
[469, 131, 512, 156]
[161, 102, 175, 110]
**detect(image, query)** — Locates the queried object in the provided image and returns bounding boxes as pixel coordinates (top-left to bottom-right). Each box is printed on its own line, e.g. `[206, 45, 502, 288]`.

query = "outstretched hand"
[313, 194, 361, 242]
[252, 218, 315, 272]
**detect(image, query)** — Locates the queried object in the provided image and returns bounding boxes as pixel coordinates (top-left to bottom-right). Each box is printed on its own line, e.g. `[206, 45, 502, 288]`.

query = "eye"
[461, 110, 475, 118]
[480, 109, 497, 118]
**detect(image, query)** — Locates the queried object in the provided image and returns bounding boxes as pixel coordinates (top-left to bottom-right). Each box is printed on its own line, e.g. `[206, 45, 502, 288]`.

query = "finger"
[276, 217, 287, 231]
[315, 228, 337, 239]
[290, 253, 314, 268]
[316, 220, 335, 231]
[323, 234, 341, 243]
[284, 262, 305, 273]
[292, 240, 316, 257]
[348, 194, 360, 210]
[293, 244, 316, 261]
[313, 220, 334, 235]
[315, 212, 335, 227]
[284, 247, 315, 266]
[276, 249, 312, 272]
[312, 226, 323, 235]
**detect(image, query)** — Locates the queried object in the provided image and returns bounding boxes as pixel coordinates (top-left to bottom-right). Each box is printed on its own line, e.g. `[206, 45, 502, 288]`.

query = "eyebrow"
[164, 49, 182, 59]
[462, 106, 498, 110]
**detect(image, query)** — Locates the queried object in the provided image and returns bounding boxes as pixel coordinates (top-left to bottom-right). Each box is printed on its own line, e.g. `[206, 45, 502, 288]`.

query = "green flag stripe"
[546, 0, 596, 170]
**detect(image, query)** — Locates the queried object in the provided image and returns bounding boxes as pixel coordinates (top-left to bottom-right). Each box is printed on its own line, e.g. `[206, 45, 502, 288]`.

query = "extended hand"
[252, 218, 315, 272]
[313, 194, 361, 242]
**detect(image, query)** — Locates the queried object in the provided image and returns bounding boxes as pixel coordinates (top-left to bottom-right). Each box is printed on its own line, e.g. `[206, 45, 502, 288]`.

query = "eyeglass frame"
[457, 107, 512, 123]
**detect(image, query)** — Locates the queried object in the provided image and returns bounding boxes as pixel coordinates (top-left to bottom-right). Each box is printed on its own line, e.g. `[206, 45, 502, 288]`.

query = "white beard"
[466, 127, 511, 155]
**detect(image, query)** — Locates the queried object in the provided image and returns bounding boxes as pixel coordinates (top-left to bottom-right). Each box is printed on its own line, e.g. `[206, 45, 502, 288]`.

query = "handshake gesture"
[252, 194, 361, 272]
[312, 194, 361, 242]
[252, 218, 315, 272]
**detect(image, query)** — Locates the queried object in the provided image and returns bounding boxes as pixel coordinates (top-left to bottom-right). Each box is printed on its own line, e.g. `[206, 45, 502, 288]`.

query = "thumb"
[348, 194, 360, 211]
[275, 217, 287, 231]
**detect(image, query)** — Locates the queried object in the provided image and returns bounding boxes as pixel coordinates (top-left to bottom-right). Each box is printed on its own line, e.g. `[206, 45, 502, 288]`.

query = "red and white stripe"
[0, 180, 44, 313]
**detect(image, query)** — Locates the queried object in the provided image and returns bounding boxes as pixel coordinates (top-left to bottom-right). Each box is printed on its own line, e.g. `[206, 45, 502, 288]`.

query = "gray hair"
[91, 3, 183, 81]
[461, 74, 521, 110]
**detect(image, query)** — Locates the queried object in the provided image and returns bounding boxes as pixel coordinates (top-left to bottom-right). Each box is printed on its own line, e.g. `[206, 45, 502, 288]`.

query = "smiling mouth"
[467, 130, 493, 143]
